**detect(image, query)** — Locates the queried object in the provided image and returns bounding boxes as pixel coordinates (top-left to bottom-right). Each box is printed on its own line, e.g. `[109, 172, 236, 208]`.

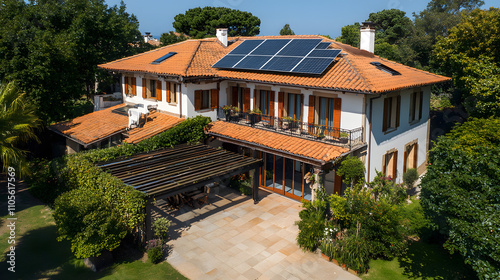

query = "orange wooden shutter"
[333, 98, 342, 137]
[142, 78, 147, 98]
[396, 95, 401, 128]
[383, 98, 389, 132]
[278, 92, 284, 118]
[392, 151, 398, 179]
[269, 91, 275, 116]
[418, 91, 423, 120]
[403, 149, 408, 174]
[413, 143, 418, 169]
[211, 89, 219, 109]
[194, 90, 202, 111]
[334, 173, 342, 195]
[232, 87, 238, 107]
[382, 154, 387, 176]
[243, 88, 250, 112]
[156, 80, 162, 101]
[166, 82, 171, 103]
[131, 77, 136, 96]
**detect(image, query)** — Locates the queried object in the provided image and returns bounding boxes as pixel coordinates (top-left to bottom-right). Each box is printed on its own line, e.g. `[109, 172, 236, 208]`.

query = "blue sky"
[105, 0, 499, 39]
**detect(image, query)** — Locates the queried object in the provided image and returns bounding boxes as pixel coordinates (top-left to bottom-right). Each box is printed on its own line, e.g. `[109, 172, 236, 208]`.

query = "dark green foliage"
[368, 9, 413, 45]
[420, 117, 500, 279]
[296, 198, 327, 252]
[368, 172, 407, 205]
[335, 23, 360, 48]
[342, 235, 370, 272]
[279, 24, 295, 35]
[160, 31, 187, 46]
[172, 7, 260, 39]
[403, 168, 419, 188]
[153, 217, 171, 240]
[0, 0, 147, 123]
[147, 247, 164, 264]
[228, 174, 252, 195]
[336, 156, 365, 187]
[399, 198, 432, 238]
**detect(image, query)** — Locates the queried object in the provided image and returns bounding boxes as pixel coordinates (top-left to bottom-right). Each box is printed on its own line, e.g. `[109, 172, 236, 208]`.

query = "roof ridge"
[184, 41, 202, 76]
[339, 53, 373, 92]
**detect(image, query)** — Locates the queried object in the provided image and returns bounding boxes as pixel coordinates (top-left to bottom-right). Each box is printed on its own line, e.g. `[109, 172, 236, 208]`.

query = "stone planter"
[83, 250, 113, 272]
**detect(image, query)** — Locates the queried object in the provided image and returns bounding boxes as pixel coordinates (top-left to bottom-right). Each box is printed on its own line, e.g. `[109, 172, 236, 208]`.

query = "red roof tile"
[125, 113, 184, 144]
[99, 35, 451, 94]
[206, 121, 349, 162]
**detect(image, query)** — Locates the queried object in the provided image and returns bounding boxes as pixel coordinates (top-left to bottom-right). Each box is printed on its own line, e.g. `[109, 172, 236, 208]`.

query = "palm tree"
[0, 82, 40, 177]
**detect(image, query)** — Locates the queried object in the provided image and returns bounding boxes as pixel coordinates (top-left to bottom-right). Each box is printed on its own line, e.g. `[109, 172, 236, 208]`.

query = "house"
[95, 23, 449, 201]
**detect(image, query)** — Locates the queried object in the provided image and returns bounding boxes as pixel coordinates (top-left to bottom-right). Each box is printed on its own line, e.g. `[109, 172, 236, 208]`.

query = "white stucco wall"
[366, 86, 431, 183]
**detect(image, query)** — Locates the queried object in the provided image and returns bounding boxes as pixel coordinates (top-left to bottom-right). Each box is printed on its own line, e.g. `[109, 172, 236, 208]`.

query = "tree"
[280, 24, 295, 35]
[335, 23, 360, 48]
[160, 31, 188, 46]
[336, 156, 365, 188]
[0, 82, 40, 176]
[368, 9, 413, 45]
[433, 8, 500, 117]
[420, 118, 500, 279]
[0, 0, 146, 123]
[172, 7, 260, 39]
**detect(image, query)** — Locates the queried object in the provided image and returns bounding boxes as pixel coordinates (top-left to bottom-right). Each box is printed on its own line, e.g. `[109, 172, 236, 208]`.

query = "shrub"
[228, 174, 252, 195]
[148, 246, 163, 264]
[342, 234, 370, 272]
[403, 168, 419, 188]
[153, 217, 171, 240]
[296, 198, 327, 252]
[336, 156, 365, 187]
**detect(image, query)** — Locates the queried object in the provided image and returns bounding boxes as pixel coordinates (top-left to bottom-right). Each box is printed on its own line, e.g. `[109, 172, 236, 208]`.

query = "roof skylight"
[151, 52, 177, 64]
[370, 62, 401, 76]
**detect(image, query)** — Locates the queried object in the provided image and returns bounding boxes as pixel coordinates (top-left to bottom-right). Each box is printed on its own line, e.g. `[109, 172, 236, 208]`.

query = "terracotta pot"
[348, 268, 360, 276]
[320, 253, 330, 261]
[330, 258, 339, 266]
[341, 264, 347, 270]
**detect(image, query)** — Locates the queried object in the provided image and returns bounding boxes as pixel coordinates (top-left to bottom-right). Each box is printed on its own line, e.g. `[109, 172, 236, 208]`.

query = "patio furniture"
[128, 108, 141, 129]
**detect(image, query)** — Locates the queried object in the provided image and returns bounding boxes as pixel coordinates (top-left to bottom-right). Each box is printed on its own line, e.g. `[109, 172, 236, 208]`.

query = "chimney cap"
[361, 21, 376, 29]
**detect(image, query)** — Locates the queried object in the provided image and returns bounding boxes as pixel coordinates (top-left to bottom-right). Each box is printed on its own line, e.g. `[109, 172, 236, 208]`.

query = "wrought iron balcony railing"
[217, 109, 364, 150]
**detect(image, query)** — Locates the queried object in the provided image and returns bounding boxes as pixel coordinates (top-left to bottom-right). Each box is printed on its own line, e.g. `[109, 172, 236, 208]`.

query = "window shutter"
[333, 98, 342, 137]
[382, 154, 387, 176]
[124, 76, 129, 94]
[142, 78, 147, 98]
[131, 77, 136, 96]
[418, 91, 423, 120]
[413, 143, 418, 169]
[243, 88, 250, 113]
[334, 172, 342, 195]
[211, 89, 219, 109]
[269, 91, 275, 117]
[278, 92, 284, 118]
[382, 98, 389, 132]
[156, 80, 162, 101]
[403, 149, 408, 174]
[166, 82, 170, 103]
[308, 95, 315, 134]
[396, 95, 401, 128]
[232, 87, 238, 107]
[392, 151, 398, 179]
[194, 90, 202, 111]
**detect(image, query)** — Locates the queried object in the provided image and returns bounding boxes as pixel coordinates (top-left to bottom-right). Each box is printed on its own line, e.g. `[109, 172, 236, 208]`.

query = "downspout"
[367, 93, 382, 182]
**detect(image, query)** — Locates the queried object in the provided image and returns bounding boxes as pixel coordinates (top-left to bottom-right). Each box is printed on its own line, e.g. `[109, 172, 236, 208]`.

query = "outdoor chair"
[128, 108, 141, 129]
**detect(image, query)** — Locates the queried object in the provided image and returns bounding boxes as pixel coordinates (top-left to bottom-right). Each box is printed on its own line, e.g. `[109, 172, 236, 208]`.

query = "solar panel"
[261, 57, 303, 72]
[212, 38, 340, 75]
[151, 52, 177, 64]
[234, 55, 272, 70]
[291, 58, 335, 74]
[212, 55, 245, 69]
[228, 40, 264, 55]
[308, 49, 341, 58]
[276, 39, 322, 56]
[315, 42, 332, 49]
[251, 39, 290, 55]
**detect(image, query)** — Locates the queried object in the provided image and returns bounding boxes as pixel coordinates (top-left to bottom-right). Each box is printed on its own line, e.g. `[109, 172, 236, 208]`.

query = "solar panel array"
[212, 39, 341, 75]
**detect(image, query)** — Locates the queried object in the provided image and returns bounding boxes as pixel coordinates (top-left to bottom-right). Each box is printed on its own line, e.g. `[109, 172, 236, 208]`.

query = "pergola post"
[251, 149, 259, 204]
[145, 197, 154, 241]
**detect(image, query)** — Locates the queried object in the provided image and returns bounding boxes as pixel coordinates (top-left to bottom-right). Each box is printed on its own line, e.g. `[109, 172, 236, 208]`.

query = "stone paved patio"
[153, 187, 360, 280]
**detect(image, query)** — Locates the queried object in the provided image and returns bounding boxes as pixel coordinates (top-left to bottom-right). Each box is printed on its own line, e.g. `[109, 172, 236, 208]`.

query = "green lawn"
[0, 184, 187, 280]
[362, 241, 478, 280]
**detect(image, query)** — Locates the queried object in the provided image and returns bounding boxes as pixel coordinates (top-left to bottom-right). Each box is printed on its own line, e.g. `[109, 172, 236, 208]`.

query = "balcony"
[217, 109, 364, 150]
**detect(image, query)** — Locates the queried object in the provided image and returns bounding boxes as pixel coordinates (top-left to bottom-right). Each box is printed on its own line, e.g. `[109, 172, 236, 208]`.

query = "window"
[124, 76, 136, 96]
[287, 93, 303, 121]
[403, 142, 418, 173]
[142, 78, 160, 100]
[167, 82, 177, 103]
[382, 150, 398, 179]
[256, 90, 271, 115]
[382, 95, 401, 132]
[231, 86, 250, 113]
[195, 89, 218, 111]
[150, 80, 157, 98]
[409, 91, 423, 123]
[316, 97, 341, 137]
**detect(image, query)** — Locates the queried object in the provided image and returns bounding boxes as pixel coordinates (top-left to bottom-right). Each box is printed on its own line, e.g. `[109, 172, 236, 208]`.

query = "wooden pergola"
[98, 144, 262, 202]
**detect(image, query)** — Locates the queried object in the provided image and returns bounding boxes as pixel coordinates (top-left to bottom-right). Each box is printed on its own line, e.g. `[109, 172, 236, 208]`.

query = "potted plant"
[249, 108, 262, 126]
[222, 105, 233, 121]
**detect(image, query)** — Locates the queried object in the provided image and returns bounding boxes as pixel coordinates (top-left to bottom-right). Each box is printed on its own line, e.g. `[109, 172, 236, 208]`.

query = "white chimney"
[216, 28, 228, 47]
[360, 22, 375, 53]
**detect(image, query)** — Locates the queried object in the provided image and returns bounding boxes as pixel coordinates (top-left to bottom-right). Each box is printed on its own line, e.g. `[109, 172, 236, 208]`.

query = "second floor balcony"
[217, 109, 364, 150]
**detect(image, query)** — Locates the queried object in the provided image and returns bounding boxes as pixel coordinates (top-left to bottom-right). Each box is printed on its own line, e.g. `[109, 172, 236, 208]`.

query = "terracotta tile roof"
[124, 113, 184, 144]
[50, 104, 184, 146]
[99, 35, 450, 94]
[206, 121, 349, 162]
